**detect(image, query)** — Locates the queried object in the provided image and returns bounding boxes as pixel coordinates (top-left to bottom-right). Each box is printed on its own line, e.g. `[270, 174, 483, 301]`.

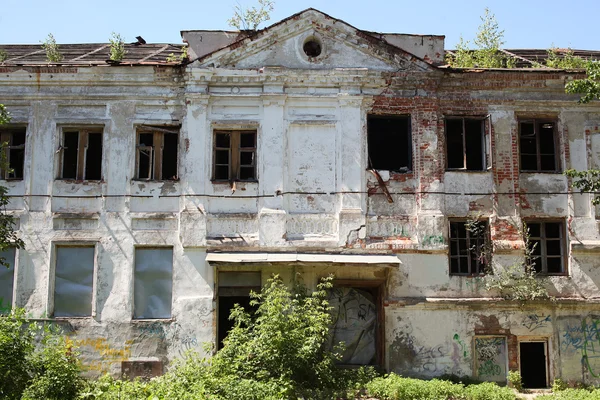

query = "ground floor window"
[520, 341, 548, 388]
[474, 336, 508, 383]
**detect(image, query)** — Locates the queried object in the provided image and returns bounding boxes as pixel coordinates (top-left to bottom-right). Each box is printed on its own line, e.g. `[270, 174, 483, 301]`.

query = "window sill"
[56, 179, 104, 184]
[446, 169, 489, 173]
[211, 180, 259, 184]
[131, 318, 174, 322]
[519, 171, 563, 174]
[450, 274, 488, 278]
[132, 179, 180, 182]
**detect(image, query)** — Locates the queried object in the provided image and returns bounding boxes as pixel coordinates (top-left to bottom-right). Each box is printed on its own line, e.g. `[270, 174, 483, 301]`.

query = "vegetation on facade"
[228, 0, 275, 30]
[41, 33, 62, 63]
[108, 33, 126, 62]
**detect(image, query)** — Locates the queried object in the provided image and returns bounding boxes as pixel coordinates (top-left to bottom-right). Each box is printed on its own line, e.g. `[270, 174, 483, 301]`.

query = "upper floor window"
[0, 128, 25, 180]
[445, 117, 490, 171]
[519, 120, 559, 172]
[213, 130, 257, 181]
[136, 127, 179, 180]
[59, 128, 103, 180]
[367, 115, 411, 173]
[449, 220, 489, 275]
[526, 221, 566, 275]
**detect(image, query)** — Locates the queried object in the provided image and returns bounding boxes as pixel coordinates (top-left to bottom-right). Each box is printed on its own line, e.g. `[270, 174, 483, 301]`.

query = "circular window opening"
[303, 38, 322, 58]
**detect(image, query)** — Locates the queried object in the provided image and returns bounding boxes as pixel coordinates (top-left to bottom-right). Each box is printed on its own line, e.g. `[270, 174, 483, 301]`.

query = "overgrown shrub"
[537, 388, 600, 400]
[0, 309, 82, 400]
[507, 370, 522, 392]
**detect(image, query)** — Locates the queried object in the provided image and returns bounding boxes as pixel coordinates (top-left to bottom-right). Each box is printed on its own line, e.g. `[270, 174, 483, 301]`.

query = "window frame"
[0, 127, 26, 180]
[518, 119, 561, 173]
[58, 127, 104, 181]
[449, 219, 490, 276]
[135, 126, 180, 181]
[50, 242, 98, 318]
[366, 114, 413, 173]
[0, 248, 17, 314]
[132, 246, 174, 320]
[444, 116, 491, 171]
[212, 129, 258, 182]
[524, 220, 567, 276]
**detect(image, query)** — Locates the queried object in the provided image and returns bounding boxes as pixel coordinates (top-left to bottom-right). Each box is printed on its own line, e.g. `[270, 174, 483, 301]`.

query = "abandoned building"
[1, 8, 600, 388]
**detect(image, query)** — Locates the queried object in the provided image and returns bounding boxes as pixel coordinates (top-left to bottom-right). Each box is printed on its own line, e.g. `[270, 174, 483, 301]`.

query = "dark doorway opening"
[218, 295, 252, 349]
[520, 342, 548, 388]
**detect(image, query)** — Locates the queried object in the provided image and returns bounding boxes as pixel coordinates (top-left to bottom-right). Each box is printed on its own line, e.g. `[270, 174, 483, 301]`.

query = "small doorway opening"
[520, 341, 548, 388]
[217, 271, 261, 349]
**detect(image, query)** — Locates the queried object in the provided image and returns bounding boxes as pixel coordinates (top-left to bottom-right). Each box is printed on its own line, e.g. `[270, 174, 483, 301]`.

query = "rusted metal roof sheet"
[0, 43, 187, 66]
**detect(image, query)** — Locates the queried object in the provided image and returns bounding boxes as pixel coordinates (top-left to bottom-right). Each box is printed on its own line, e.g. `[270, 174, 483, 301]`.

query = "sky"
[0, 0, 598, 49]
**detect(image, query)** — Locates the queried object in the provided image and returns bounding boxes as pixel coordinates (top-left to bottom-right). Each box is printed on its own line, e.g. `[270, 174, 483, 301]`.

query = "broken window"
[213, 130, 257, 181]
[136, 128, 179, 180]
[445, 117, 489, 170]
[367, 115, 411, 172]
[134, 248, 173, 319]
[526, 221, 565, 274]
[0, 248, 16, 314]
[54, 246, 95, 317]
[0, 128, 26, 180]
[449, 220, 489, 275]
[519, 120, 559, 172]
[59, 128, 103, 180]
[217, 271, 261, 348]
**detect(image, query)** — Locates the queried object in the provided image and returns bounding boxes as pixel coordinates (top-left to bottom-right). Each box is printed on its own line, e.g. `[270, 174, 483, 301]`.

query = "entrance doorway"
[520, 341, 548, 388]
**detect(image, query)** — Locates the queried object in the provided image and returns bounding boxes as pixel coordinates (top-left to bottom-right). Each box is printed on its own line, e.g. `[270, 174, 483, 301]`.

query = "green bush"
[464, 381, 515, 400]
[537, 388, 600, 400]
[507, 370, 523, 392]
[553, 378, 569, 392]
[0, 309, 82, 400]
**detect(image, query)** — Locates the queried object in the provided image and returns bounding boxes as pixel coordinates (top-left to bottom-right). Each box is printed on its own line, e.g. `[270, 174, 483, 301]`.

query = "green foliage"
[553, 378, 569, 392]
[108, 32, 126, 62]
[507, 370, 523, 392]
[446, 8, 515, 69]
[566, 169, 600, 205]
[0, 309, 82, 400]
[565, 60, 600, 103]
[0, 104, 9, 125]
[228, 0, 275, 31]
[166, 46, 188, 63]
[365, 373, 516, 400]
[546, 48, 588, 70]
[0, 50, 7, 63]
[41, 33, 63, 63]
[537, 388, 600, 399]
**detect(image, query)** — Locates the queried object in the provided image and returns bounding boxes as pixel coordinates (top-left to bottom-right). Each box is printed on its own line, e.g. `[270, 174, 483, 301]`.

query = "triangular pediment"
[196, 9, 435, 72]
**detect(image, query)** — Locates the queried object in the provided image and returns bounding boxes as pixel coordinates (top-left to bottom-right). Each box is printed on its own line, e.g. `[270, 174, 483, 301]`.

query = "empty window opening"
[213, 130, 257, 181]
[60, 129, 103, 180]
[367, 116, 411, 173]
[520, 342, 548, 388]
[136, 128, 179, 180]
[303, 38, 322, 57]
[54, 246, 95, 317]
[217, 271, 261, 349]
[449, 220, 489, 275]
[0, 129, 26, 180]
[328, 284, 382, 366]
[134, 248, 173, 319]
[526, 221, 565, 274]
[0, 248, 16, 314]
[520, 120, 559, 172]
[446, 118, 486, 170]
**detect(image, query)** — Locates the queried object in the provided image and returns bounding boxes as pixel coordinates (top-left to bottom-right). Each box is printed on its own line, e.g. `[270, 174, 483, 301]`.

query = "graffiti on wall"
[474, 337, 507, 382]
[522, 314, 551, 331]
[561, 316, 600, 378]
[328, 287, 377, 365]
[453, 334, 469, 360]
[73, 338, 133, 373]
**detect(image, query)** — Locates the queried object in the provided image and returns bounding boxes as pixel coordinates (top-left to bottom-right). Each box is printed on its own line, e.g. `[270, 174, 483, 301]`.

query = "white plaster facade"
[0, 8, 600, 386]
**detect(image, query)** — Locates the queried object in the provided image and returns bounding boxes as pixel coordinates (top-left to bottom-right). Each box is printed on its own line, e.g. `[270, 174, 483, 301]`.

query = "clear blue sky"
[1, 0, 598, 49]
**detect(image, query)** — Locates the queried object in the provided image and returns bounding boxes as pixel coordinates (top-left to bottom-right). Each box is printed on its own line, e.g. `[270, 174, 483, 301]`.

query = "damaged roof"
[0, 42, 187, 66]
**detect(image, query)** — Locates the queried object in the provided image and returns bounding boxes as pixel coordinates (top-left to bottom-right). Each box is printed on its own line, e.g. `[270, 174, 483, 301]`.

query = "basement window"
[0, 248, 16, 314]
[519, 120, 559, 172]
[59, 129, 103, 180]
[134, 248, 173, 319]
[525, 221, 565, 275]
[136, 127, 179, 180]
[367, 115, 411, 173]
[449, 220, 489, 275]
[0, 128, 26, 180]
[213, 130, 257, 181]
[54, 246, 95, 317]
[445, 117, 490, 170]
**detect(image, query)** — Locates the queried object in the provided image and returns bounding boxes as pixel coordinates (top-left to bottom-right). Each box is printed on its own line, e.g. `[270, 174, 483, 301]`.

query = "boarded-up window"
[0, 248, 16, 314]
[367, 115, 411, 173]
[328, 287, 378, 365]
[136, 128, 179, 180]
[134, 248, 173, 319]
[474, 336, 508, 383]
[60, 129, 103, 180]
[0, 129, 26, 180]
[54, 246, 95, 317]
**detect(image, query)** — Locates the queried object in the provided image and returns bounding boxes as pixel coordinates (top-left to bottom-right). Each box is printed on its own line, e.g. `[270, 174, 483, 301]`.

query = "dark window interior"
[446, 118, 485, 170]
[85, 132, 103, 180]
[520, 120, 558, 172]
[449, 221, 489, 275]
[4, 130, 25, 179]
[137, 133, 154, 180]
[62, 131, 79, 179]
[162, 133, 179, 180]
[218, 296, 253, 349]
[527, 221, 564, 274]
[367, 116, 411, 172]
[520, 342, 547, 388]
[213, 130, 256, 181]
